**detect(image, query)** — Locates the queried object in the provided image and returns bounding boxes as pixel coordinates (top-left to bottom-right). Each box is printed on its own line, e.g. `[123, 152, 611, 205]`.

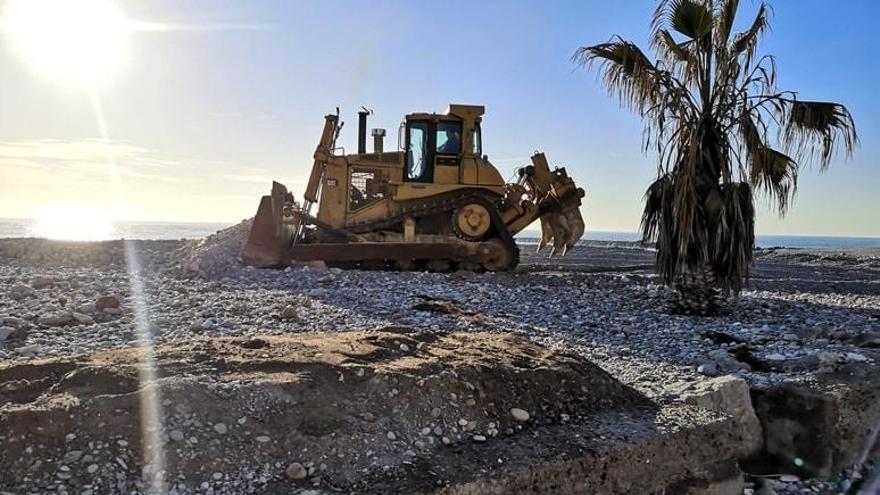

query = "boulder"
[678, 375, 763, 456]
[746, 360, 880, 479]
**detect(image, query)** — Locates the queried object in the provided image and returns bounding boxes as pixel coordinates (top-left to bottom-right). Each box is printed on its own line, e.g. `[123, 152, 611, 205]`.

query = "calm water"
[0, 218, 877, 249]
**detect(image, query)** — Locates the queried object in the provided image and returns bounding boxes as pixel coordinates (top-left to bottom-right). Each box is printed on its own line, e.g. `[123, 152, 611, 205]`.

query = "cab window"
[436, 121, 462, 155]
[471, 122, 482, 155]
[405, 121, 429, 181]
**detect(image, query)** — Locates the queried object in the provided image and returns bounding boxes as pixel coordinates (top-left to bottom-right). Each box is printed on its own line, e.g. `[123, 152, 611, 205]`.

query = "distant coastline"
[0, 217, 877, 250]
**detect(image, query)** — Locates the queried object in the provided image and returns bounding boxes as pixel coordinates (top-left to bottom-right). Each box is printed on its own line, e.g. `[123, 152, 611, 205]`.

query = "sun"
[2, 0, 131, 85]
[31, 204, 116, 241]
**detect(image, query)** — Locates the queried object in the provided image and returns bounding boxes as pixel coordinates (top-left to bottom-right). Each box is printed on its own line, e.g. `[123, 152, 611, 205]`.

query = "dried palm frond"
[573, 39, 664, 114]
[784, 100, 858, 169]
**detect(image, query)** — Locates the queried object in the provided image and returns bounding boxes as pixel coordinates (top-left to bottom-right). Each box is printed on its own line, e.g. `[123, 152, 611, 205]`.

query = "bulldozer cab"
[403, 105, 483, 184]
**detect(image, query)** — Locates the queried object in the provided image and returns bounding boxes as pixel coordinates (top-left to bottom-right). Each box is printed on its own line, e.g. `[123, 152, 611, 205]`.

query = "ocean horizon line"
[0, 217, 877, 249]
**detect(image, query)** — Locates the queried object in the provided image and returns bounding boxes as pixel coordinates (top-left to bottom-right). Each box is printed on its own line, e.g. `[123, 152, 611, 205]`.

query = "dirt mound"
[0, 329, 674, 494]
[171, 219, 252, 278]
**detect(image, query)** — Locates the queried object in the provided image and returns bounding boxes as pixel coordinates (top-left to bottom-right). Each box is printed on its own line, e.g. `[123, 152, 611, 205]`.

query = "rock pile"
[171, 219, 253, 279]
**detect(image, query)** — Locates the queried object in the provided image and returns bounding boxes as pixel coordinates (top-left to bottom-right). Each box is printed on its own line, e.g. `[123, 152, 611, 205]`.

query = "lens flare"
[31, 204, 116, 241]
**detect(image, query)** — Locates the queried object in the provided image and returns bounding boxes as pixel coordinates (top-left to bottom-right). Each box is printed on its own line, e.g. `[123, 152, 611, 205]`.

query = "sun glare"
[2, 0, 131, 85]
[32, 205, 116, 241]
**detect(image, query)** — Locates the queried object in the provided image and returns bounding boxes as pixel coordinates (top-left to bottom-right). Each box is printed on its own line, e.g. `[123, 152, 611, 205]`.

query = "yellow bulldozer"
[242, 104, 585, 272]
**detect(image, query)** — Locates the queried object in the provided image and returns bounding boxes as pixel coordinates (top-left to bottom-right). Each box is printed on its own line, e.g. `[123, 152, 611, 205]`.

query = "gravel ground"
[0, 229, 877, 494]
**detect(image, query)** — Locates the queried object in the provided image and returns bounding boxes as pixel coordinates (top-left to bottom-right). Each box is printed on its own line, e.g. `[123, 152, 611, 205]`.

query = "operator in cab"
[437, 125, 461, 154]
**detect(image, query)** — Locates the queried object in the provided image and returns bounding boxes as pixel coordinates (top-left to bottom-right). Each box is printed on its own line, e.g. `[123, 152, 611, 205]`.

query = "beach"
[0, 225, 877, 494]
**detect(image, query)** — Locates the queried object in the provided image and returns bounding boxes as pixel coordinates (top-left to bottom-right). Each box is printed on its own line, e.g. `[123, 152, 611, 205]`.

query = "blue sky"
[0, 0, 876, 236]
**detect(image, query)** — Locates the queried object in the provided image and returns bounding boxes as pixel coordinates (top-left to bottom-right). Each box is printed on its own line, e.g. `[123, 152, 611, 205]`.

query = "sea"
[0, 218, 877, 250]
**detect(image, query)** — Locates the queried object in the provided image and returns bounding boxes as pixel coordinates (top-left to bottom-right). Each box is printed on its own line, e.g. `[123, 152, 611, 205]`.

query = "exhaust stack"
[357, 110, 369, 154]
[372, 128, 386, 154]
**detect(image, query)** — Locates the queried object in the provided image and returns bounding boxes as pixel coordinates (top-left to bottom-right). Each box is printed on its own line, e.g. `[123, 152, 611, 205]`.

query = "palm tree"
[575, 0, 857, 314]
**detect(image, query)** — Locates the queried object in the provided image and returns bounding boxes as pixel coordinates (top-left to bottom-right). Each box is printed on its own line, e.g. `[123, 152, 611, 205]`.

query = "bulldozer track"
[329, 188, 520, 272]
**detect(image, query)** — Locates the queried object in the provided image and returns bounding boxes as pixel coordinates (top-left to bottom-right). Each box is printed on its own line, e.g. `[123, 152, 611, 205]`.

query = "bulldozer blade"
[563, 206, 585, 254]
[536, 206, 585, 257]
[538, 217, 553, 253]
[241, 182, 291, 268]
[537, 212, 569, 257]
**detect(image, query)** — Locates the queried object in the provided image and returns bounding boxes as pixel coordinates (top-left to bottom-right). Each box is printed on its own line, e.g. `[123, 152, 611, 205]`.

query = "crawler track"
[312, 189, 520, 272]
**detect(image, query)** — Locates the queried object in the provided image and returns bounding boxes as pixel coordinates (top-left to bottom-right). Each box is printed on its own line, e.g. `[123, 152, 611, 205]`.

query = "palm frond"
[573, 39, 664, 113]
[750, 147, 798, 213]
[655, 29, 691, 63]
[654, 0, 714, 42]
[652, 30, 703, 86]
[731, 3, 769, 69]
[783, 100, 858, 169]
[739, 113, 797, 213]
[715, 0, 739, 46]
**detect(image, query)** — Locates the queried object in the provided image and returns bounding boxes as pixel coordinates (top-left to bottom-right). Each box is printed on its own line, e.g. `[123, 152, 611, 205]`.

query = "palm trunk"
[672, 266, 726, 316]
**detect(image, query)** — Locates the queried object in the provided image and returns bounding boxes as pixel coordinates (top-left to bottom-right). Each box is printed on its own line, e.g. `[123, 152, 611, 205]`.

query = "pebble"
[281, 305, 297, 320]
[697, 362, 717, 376]
[255, 435, 271, 443]
[845, 352, 868, 363]
[38, 311, 73, 327]
[169, 430, 185, 442]
[9, 284, 36, 300]
[31, 276, 55, 289]
[62, 450, 83, 464]
[510, 408, 530, 422]
[286, 462, 308, 480]
[213, 423, 228, 434]
[72, 312, 96, 325]
[96, 295, 121, 311]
